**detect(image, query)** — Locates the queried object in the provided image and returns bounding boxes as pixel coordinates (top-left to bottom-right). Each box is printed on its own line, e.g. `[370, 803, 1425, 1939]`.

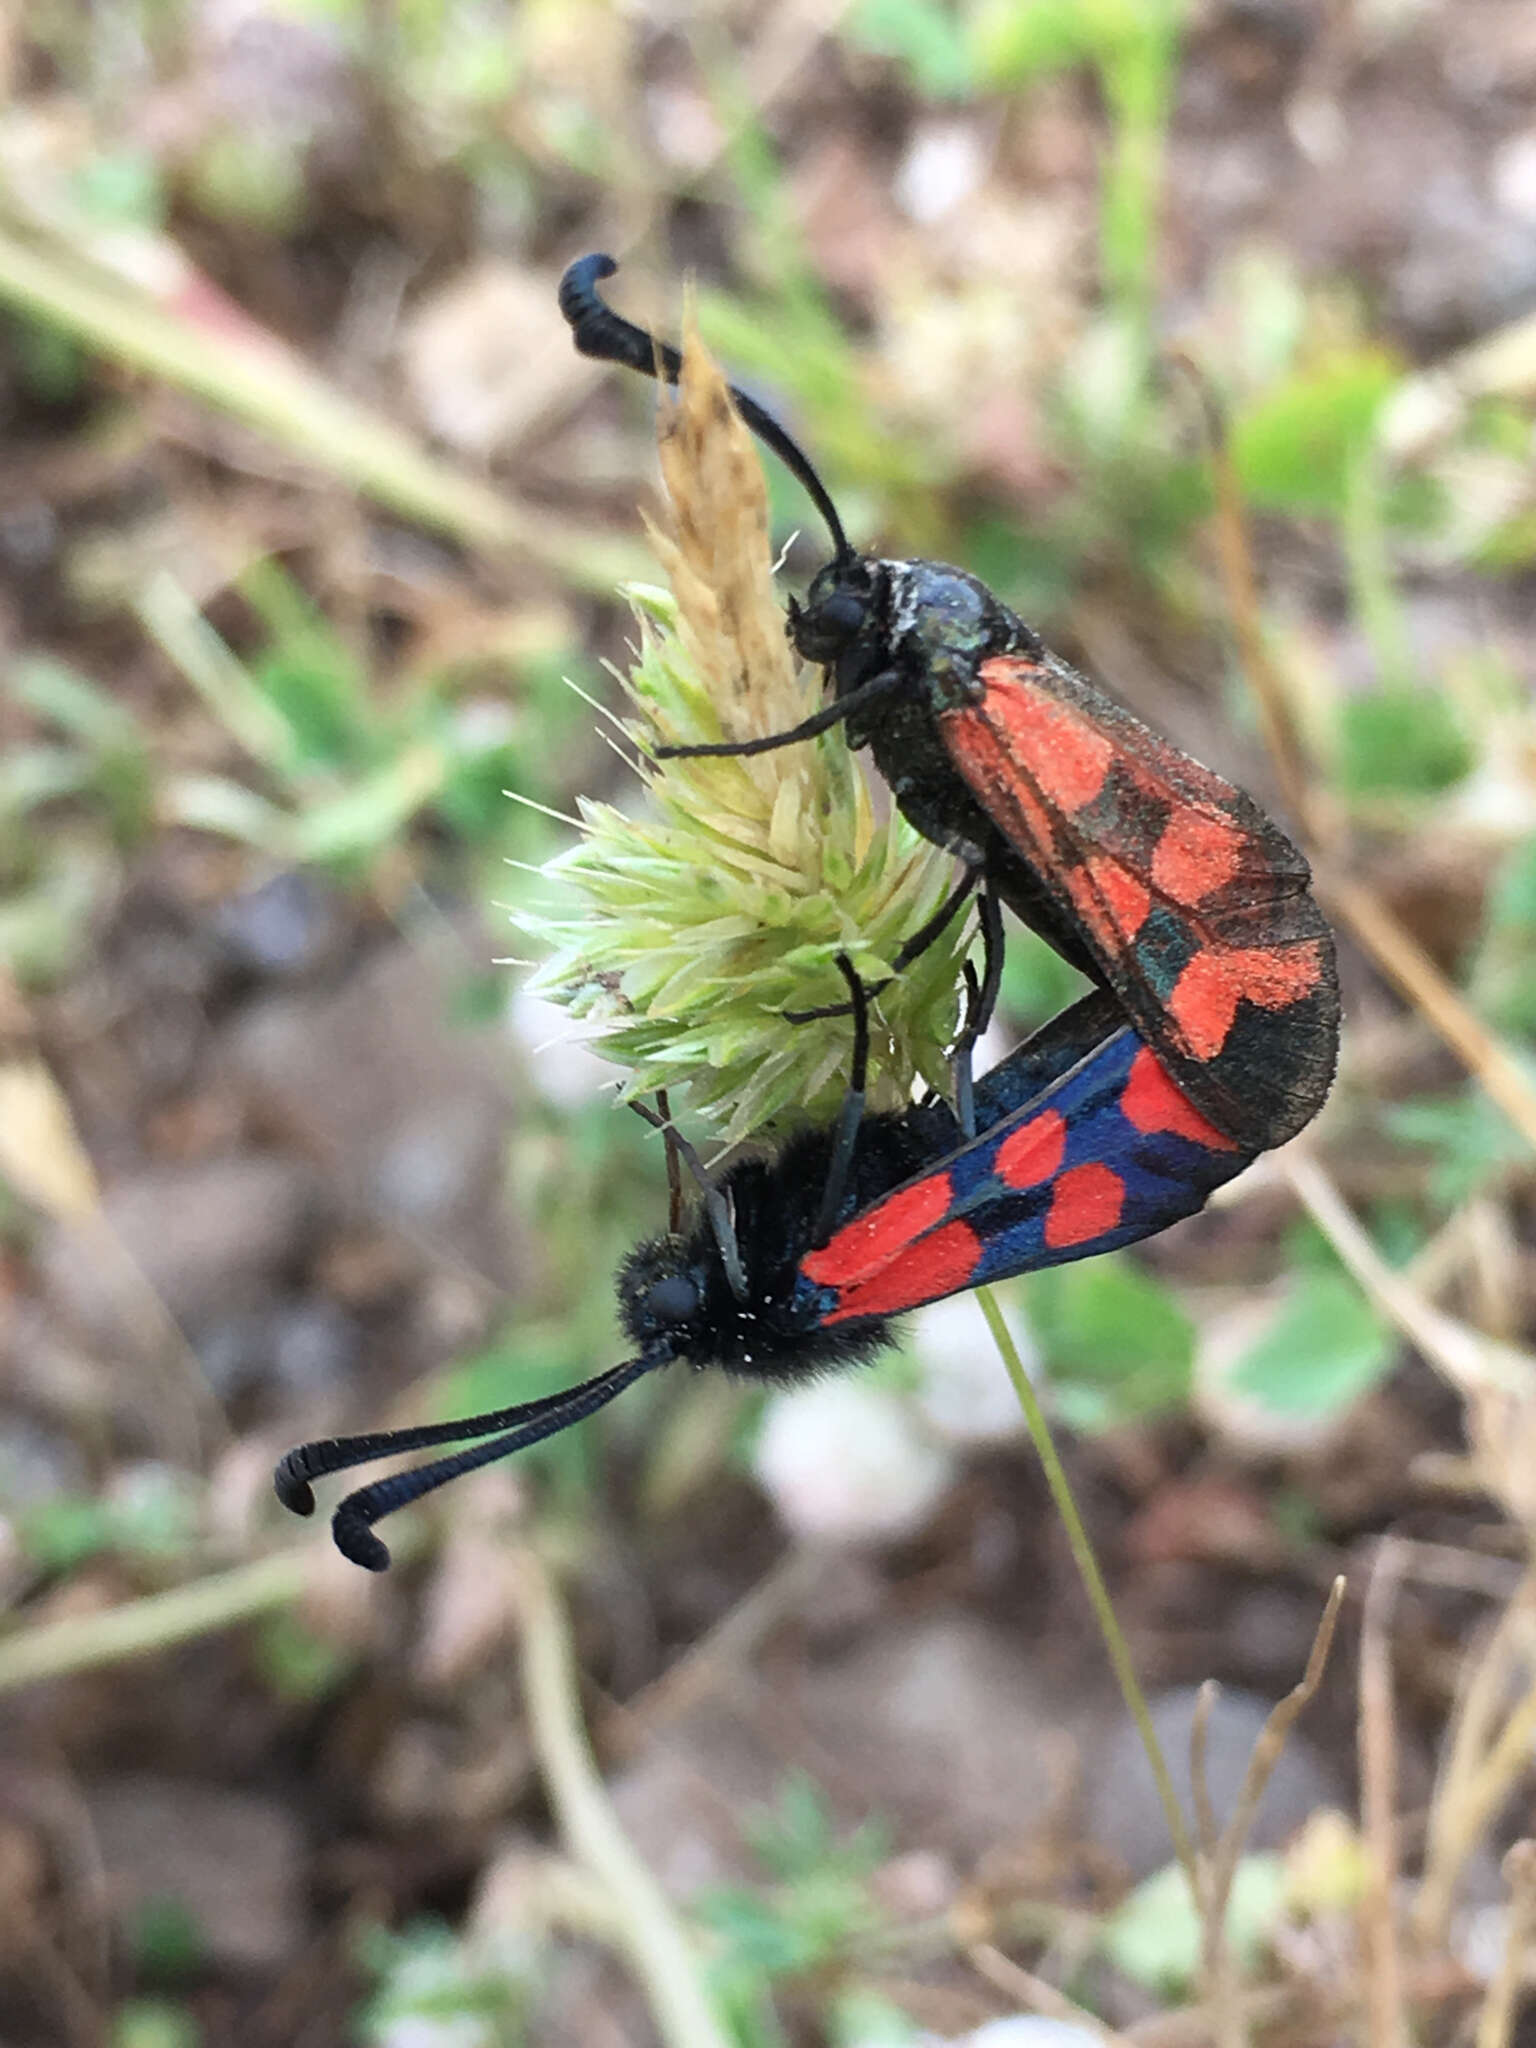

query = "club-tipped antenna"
[278, 1354, 662, 1571]
[560, 253, 853, 566]
[629, 1096, 749, 1302]
[274, 1374, 625, 1516]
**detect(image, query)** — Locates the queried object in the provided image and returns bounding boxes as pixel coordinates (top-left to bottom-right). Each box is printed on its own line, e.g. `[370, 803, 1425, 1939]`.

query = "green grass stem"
[977, 1283, 1198, 1885]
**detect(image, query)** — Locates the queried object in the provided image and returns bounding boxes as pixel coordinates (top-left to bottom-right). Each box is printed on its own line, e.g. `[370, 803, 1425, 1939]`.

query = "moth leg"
[655, 1088, 683, 1235]
[656, 667, 903, 761]
[811, 955, 871, 1248]
[784, 861, 982, 1025]
[951, 879, 1004, 1139]
[629, 1098, 747, 1298]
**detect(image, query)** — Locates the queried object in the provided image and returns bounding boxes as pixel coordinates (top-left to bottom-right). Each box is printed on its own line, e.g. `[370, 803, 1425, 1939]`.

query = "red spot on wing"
[995, 1108, 1068, 1187]
[1067, 855, 1151, 946]
[1150, 809, 1245, 907]
[956, 659, 1114, 812]
[1120, 1046, 1238, 1150]
[1043, 1163, 1125, 1249]
[801, 1173, 954, 1290]
[821, 1219, 983, 1324]
[1168, 945, 1324, 1062]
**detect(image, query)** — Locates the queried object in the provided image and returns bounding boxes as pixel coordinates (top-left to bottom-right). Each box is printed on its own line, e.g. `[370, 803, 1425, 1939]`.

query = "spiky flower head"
[526, 312, 969, 1144]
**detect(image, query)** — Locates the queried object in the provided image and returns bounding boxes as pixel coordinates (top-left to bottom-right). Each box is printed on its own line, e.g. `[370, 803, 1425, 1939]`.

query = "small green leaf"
[847, 0, 975, 97]
[254, 1611, 352, 1701]
[20, 1468, 199, 1569]
[1025, 1256, 1193, 1425]
[1338, 684, 1472, 797]
[830, 1990, 923, 2046]
[1231, 350, 1400, 515]
[9, 655, 143, 748]
[354, 1914, 535, 2040]
[241, 560, 372, 769]
[0, 845, 107, 987]
[1104, 1855, 1284, 1995]
[9, 314, 87, 403]
[19, 1494, 112, 1571]
[289, 745, 448, 866]
[744, 1774, 839, 1878]
[1388, 1088, 1531, 1208]
[1231, 1270, 1394, 1417]
[1472, 834, 1536, 1037]
[697, 1887, 813, 1977]
[0, 746, 93, 819]
[128, 1897, 206, 1984]
[1488, 833, 1536, 931]
[74, 150, 165, 228]
[112, 1999, 201, 2048]
[970, 0, 1151, 81]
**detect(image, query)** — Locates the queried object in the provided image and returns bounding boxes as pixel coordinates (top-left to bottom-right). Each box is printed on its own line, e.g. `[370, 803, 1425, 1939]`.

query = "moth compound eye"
[644, 1274, 700, 1325]
[816, 591, 866, 639]
[793, 585, 868, 661]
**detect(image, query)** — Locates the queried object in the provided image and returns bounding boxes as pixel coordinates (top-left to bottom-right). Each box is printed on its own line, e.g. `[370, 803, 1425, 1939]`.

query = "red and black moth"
[276, 972, 1255, 1569]
[272, 263, 1341, 1568]
[558, 254, 1340, 1156]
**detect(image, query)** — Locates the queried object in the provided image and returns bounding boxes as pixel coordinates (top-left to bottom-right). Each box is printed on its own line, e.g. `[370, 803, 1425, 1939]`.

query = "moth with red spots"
[275, 977, 1252, 1570]
[272, 268, 1341, 1570]
[560, 255, 1340, 1155]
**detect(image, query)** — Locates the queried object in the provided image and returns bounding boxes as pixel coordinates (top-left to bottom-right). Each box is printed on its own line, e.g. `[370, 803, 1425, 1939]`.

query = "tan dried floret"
[527, 313, 969, 1144]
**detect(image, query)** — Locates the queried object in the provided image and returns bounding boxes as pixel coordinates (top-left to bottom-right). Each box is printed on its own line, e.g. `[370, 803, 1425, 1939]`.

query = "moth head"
[790, 556, 881, 665]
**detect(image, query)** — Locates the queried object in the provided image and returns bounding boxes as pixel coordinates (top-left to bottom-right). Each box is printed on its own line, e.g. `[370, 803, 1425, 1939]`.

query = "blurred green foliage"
[4, 0, 1534, 1870]
[1103, 1854, 1285, 1996]
[112, 2000, 202, 2048]
[1473, 834, 1536, 1038]
[3, 7, 1536, 2046]
[1, 563, 587, 984]
[128, 1896, 206, 1987]
[20, 1466, 202, 1573]
[1388, 1087, 1534, 1210]
[252, 1609, 355, 1703]
[700, 1775, 891, 2047]
[8, 0, 1521, 1500]
[1232, 1272, 1395, 1418]
[355, 1916, 536, 2048]
[1337, 683, 1473, 799]
[1231, 351, 1400, 517]
[1026, 1256, 1194, 1427]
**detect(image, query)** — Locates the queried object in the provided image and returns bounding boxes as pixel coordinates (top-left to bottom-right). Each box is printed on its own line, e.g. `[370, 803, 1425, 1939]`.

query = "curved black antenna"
[560, 253, 853, 565]
[329, 1355, 660, 1570]
[274, 1374, 621, 1515]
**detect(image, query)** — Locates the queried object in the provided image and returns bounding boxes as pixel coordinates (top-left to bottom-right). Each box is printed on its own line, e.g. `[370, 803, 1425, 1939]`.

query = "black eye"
[815, 591, 865, 638]
[644, 1275, 700, 1324]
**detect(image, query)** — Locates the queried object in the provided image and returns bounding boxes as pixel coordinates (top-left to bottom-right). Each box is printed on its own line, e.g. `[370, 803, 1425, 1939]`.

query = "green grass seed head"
[527, 316, 968, 1144]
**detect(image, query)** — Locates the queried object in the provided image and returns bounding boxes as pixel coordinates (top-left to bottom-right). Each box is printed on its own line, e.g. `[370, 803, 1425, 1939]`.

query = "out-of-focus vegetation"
[2, 0, 1536, 2043]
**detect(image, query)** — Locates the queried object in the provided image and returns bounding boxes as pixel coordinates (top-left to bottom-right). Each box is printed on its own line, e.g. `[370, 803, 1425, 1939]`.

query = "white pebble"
[950, 2020, 1106, 2048]
[1492, 130, 1536, 225]
[895, 119, 987, 224]
[909, 1292, 1036, 1444]
[752, 1378, 955, 1544]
